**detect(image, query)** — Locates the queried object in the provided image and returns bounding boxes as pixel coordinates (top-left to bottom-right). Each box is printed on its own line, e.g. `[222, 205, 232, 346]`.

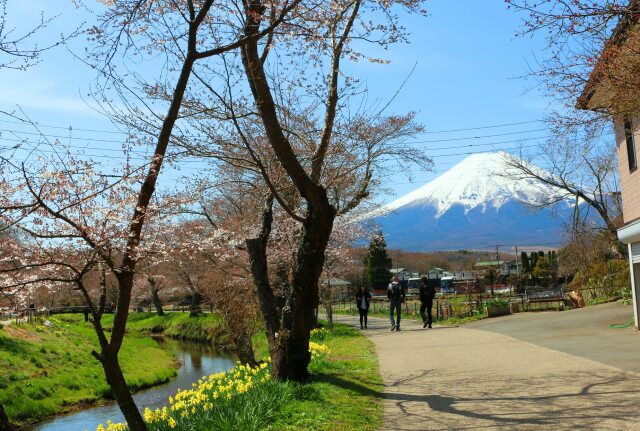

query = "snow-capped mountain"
[371, 152, 572, 251]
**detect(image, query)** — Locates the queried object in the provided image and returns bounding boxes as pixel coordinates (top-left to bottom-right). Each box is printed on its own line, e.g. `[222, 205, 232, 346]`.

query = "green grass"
[0, 315, 177, 425]
[103, 322, 382, 431]
[264, 323, 383, 431]
[101, 312, 226, 344]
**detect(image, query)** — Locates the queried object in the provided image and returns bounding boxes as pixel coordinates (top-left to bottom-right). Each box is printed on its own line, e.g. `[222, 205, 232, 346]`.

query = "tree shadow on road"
[383, 370, 640, 430]
[312, 372, 383, 399]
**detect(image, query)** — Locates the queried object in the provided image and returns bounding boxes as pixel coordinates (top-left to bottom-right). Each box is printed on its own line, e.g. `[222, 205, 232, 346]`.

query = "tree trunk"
[101, 352, 147, 431]
[240, 5, 344, 378]
[0, 402, 14, 431]
[189, 293, 202, 317]
[232, 331, 258, 367]
[271, 206, 335, 381]
[151, 288, 164, 316]
[325, 302, 333, 331]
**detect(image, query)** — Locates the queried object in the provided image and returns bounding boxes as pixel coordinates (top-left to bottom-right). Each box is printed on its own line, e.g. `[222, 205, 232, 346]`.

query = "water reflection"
[30, 338, 235, 431]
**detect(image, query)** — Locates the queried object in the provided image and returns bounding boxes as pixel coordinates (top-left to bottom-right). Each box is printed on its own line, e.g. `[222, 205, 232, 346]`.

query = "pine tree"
[363, 232, 393, 291]
[549, 250, 558, 270]
[520, 251, 530, 274]
[530, 251, 539, 269]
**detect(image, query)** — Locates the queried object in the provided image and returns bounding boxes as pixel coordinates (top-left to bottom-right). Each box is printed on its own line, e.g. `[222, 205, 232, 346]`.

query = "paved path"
[335, 303, 640, 430]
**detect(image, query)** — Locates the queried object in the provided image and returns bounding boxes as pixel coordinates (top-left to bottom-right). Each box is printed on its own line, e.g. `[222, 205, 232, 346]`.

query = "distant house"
[390, 268, 418, 281]
[322, 278, 353, 300]
[499, 260, 521, 276]
[474, 260, 504, 270]
[577, 4, 640, 329]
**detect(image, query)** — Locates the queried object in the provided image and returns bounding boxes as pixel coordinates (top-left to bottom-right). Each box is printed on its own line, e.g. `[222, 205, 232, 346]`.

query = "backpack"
[390, 283, 402, 300]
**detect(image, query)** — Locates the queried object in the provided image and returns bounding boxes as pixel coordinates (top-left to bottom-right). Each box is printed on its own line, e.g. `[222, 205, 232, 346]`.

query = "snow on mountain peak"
[379, 151, 563, 218]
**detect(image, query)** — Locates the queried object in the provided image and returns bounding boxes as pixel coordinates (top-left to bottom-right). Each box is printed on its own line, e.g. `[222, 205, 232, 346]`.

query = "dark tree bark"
[240, 0, 353, 381]
[246, 195, 336, 381]
[101, 353, 146, 430]
[149, 277, 165, 316]
[231, 331, 258, 367]
[0, 402, 15, 431]
[151, 287, 164, 316]
[188, 293, 202, 317]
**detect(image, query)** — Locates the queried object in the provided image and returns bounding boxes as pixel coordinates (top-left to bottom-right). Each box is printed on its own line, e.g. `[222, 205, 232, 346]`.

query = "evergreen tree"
[533, 255, 552, 286]
[520, 251, 530, 274]
[530, 251, 539, 269]
[549, 250, 558, 270]
[363, 232, 392, 291]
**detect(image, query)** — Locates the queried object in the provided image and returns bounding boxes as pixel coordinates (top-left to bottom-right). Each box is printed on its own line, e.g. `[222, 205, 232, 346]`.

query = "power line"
[1, 118, 546, 137]
[409, 128, 549, 144]
[0, 128, 129, 144]
[421, 120, 544, 134]
[0, 124, 550, 147]
[0, 119, 128, 135]
[412, 134, 550, 150]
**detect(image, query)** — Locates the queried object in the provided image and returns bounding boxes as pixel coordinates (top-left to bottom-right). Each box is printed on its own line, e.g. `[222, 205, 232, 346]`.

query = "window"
[624, 118, 638, 171]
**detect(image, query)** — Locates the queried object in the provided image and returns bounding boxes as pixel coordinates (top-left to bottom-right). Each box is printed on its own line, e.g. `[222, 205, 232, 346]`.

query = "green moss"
[0, 315, 177, 425]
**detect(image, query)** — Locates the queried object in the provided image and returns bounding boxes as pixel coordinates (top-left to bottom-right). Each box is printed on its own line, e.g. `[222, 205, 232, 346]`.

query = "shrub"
[485, 299, 509, 308]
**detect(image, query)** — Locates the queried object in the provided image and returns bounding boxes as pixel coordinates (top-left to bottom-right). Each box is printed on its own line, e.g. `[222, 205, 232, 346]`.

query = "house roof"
[474, 260, 505, 268]
[322, 278, 352, 286]
[577, 1, 640, 110]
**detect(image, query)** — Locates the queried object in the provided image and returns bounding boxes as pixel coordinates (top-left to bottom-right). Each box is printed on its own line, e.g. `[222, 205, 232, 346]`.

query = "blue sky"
[0, 0, 555, 203]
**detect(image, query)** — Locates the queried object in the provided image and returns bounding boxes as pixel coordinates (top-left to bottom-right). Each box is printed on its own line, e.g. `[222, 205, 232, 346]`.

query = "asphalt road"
[334, 302, 640, 430]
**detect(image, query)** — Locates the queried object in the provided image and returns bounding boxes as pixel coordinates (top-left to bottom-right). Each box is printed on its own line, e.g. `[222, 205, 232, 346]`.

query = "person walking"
[419, 276, 436, 328]
[388, 276, 405, 331]
[355, 286, 372, 329]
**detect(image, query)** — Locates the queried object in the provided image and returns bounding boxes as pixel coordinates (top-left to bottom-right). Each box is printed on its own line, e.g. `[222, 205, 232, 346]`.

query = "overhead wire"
[0, 118, 546, 136]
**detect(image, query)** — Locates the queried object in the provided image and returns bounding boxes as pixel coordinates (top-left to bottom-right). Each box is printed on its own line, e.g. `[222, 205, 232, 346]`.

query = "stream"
[29, 338, 235, 431]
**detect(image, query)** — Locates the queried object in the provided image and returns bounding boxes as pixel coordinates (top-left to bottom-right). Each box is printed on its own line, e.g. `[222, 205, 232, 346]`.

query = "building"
[473, 260, 504, 271]
[321, 278, 353, 300]
[499, 260, 521, 276]
[577, 4, 640, 329]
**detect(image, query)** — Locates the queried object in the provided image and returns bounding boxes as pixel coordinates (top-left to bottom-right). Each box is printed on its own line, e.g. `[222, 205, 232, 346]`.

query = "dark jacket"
[355, 289, 372, 310]
[419, 281, 436, 302]
[387, 282, 405, 301]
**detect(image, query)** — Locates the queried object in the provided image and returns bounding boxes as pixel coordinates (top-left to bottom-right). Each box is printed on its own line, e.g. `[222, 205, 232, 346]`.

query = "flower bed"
[97, 343, 331, 431]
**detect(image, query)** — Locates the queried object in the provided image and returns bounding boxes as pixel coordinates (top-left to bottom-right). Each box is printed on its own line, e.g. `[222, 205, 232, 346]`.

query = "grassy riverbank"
[0, 315, 177, 426]
[101, 312, 226, 344]
[99, 323, 383, 431]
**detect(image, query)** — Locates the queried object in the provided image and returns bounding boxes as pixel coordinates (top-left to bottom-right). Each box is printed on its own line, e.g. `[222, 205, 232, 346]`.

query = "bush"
[485, 299, 509, 308]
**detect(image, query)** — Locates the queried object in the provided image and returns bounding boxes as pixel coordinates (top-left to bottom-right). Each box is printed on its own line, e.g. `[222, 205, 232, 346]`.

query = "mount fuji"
[370, 152, 572, 251]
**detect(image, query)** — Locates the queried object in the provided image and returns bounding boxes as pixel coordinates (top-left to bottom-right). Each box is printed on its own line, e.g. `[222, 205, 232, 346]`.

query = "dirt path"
[334, 305, 640, 430]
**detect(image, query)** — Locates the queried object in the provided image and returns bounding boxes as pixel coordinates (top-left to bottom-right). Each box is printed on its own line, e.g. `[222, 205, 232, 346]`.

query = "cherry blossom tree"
[3, 1, 303, 429]
[0, 0, 78, 71]
[503, 0, 634, 251]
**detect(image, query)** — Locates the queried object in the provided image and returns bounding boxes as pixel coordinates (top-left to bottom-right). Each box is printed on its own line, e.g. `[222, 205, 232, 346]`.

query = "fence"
[332, 297, 487, 321]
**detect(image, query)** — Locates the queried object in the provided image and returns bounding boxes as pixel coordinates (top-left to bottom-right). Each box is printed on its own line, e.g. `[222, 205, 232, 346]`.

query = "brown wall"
[615, 117, 640, 224]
